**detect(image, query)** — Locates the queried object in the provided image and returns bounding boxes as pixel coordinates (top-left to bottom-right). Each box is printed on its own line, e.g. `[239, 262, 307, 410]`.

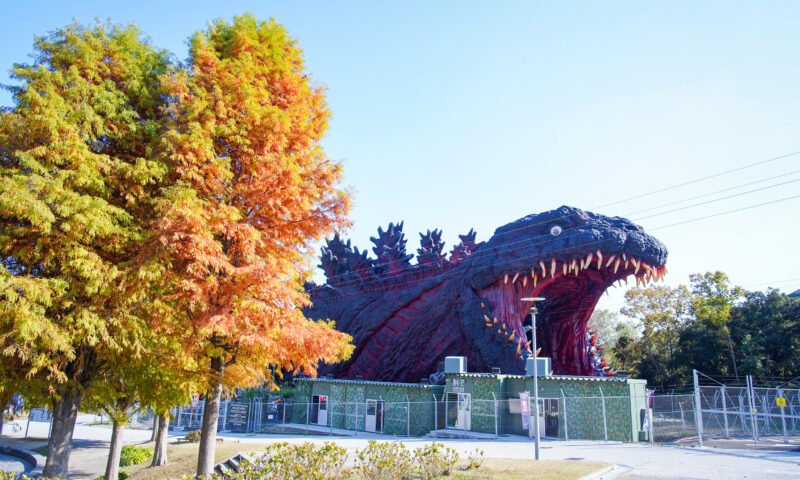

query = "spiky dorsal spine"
[319, 233, 353, 283]
[371, 222, 413, 275]
[417, 229, 446, 266]
[449, 228, 480, 262]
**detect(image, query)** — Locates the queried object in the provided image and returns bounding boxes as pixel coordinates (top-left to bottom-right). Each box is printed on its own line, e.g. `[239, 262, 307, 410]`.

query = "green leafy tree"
[621, 285, 691, 389]
[0, 22, 171, 477]
[589, 309, 639, 370]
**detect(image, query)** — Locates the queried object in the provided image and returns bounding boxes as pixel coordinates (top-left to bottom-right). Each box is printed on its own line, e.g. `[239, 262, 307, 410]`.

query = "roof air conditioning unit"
[444, 356, 467, 374]
[525, 357, 552, 377]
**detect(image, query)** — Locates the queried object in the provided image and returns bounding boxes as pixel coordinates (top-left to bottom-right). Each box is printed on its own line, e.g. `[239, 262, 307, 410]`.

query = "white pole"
[406, 395, 410, 437]
[492, 393, 498, 438]
[692, 369, 704, 447]
[560, 388, 569, 441]
[433, 394, 438, 432]
[599, 387, 608, 442]
[532, 307, 541, 459]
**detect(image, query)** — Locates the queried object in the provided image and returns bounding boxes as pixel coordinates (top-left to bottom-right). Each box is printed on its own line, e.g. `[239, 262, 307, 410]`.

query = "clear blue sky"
[2, 1, 799, 312]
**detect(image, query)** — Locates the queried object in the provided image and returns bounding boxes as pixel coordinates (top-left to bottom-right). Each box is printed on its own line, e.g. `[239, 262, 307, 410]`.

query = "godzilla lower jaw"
[479, 250, 666, 376]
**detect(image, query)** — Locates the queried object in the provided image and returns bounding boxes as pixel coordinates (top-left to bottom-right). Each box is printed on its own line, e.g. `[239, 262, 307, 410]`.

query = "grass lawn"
[125, 441, 608, 480]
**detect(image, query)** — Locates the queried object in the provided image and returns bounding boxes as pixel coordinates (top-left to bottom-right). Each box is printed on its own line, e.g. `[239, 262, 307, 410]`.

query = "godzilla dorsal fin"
[371, 221, 414, 275]
[417, 229, 446, 266]
[449, 228, 481, 262]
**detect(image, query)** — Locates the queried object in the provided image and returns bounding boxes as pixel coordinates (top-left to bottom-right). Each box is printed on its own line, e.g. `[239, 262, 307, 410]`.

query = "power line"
[594, 150, 800, 209]
[316, 150, 800, 286]
[649, 194, 800, 231]
[632, 178, 800, 221]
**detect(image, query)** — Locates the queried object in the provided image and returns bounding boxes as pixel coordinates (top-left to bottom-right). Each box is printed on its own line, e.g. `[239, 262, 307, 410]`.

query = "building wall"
[291, 378, 443, 436]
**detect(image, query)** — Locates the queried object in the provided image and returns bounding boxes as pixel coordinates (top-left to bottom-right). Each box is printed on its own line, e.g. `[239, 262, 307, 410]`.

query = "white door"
[365, 399, 378, 432]
[456, 393, 471, 430]
[316, 395, 327, 426]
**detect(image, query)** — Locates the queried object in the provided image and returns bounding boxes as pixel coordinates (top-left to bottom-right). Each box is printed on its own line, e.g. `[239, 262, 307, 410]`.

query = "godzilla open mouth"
[479, 250, 666, 376]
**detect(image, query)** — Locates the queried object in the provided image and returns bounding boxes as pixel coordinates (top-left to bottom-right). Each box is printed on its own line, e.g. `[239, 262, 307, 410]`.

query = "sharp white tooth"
[504, 273, 509, 284]
[596, 249, 603, 263]
[605, 290, 610, 296]
[614, 258, 620, 274]
[540, 261, 546, 278]
[586, 253, 593, 267]
[563, 263, 568, 276]
[622, 253, 627, 261]
[551, 259, 557, 277]
[571, 259, 577, 271]
[606, 255, 615, 267]
[484, 314, 491, 323]
[634, 260, 640, 275]
[531, 268, 536, 279]
[533, 274, 538, 287]
[643, 263, 651, 273]
[580, 259, 585, 270]
[512, 273, 519, 283]
[522, 276, 528, 287]
[625, 259, 629, 268]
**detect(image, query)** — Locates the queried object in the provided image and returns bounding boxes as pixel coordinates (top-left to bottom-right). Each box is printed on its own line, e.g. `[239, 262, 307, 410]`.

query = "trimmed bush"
[119, 445, 152, 466]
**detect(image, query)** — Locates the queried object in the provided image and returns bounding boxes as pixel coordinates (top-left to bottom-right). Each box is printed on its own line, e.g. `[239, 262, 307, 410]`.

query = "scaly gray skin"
[305, 206, 667, 383]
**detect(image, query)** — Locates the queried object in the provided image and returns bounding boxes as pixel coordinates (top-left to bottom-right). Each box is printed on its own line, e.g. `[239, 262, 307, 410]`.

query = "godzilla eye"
[550, 225, 562, 236]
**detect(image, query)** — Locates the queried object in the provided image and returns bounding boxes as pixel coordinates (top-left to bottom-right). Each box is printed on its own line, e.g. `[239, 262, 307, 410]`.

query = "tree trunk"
[150, 414, 160, 442]
[151, 413, 169, 467]
[43, 390, 84, 478]
[196, 356, 224, 478]
[104, 420, 125, 480]
[0, 391, 12, 437]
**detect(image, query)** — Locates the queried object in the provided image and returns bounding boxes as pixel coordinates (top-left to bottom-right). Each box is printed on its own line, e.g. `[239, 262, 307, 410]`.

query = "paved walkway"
[0, 453, 29, 474]
[2, 417, 799, 479]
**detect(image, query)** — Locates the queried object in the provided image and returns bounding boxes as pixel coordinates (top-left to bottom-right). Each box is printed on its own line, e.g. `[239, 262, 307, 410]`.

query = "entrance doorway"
[446, 392, 471, 430]
[544, 399, 559, 437]
[365, 399, 384, 433]
[311, 395, 328, 426]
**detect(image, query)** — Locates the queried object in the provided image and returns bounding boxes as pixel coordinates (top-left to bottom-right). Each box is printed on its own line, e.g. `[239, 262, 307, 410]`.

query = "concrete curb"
[577, 464, 632, 480]
[0, 445, 42, 476]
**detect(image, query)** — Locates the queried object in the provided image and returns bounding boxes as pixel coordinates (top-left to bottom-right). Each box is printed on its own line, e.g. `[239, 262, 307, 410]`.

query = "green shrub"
[413, 442, 459, 480]
[96, 472, 130, 480]
[119, 445, 152, 466]
[464, 448, 484, 470]
[355, 440, 414, 480]
[225, 442, 347, 480]
[184, 429, 202, 442]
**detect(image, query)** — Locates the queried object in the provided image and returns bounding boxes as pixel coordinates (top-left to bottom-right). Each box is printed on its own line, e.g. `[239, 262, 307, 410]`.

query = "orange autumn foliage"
[155, 14, 353, 390]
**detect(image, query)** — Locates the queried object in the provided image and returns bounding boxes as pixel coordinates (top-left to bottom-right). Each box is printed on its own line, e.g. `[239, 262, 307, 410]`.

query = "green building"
[292, 366, 649, 442]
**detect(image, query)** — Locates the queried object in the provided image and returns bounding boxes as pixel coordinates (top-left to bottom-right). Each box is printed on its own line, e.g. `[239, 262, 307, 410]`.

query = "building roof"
[447, 372, 633, 383]
[295, 377, 442, 389]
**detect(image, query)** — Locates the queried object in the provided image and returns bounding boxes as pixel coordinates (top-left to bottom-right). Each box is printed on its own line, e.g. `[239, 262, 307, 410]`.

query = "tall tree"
[0, 22, 171, 477]
[622, 285, 692, 389]
[589, 309, 639, 370]
[689, 272, 743, 380]
[155, 14, 353, 477]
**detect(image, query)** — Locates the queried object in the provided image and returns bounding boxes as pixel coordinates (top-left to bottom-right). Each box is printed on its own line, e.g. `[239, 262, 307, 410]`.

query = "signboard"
[519, 392, 530, 430]
[776, 397, 787, 407]
[227, 403, 250, 429]
[29, 408, 51, 423]
[450, 378, 466, 393]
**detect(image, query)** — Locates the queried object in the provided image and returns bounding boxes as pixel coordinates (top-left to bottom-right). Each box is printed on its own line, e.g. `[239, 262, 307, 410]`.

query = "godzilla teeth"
[606, 255, 615, 267]
[484, 314, 491, 323]
[512, 273, 519, 284]
[633, 259, 640, 274]
[614, 258, 620, 274]
[508, 332, 515, 342]
[586, 252, 593, 268]
[522, 276, 527, 287]
[539, 261, 546, 278]
[481, 302, 485, 309]
[493, 317, 498, 325]
[551, 258, 557, 277]
[504, 273, 509, 284]
[533, 274, 538, 287]
[562, 263, 567, 276]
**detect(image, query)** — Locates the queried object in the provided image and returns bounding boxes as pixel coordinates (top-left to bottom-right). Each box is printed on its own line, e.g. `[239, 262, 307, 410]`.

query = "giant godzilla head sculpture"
[305, 206, 667, 382]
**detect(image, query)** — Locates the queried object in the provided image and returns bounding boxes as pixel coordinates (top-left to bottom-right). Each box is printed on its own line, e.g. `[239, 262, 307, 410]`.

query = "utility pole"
[522, 297, 545, 460]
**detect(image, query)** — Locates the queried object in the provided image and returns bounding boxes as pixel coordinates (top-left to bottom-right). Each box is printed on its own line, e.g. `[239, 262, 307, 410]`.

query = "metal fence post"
[281, 401, 286, 434]
[405, 395, 410, 437]
[599, 387, 608, 442]
[679, 402, 686, 434]
[560, 388, 569, 441]
[692, 369, 704, 447]
[746, 375, 758, 443]
[305, 402, 309, 435]
[647, 395, 655, 445]
[491, 393, 498, 438]
[721, 385, 729, 438]
[778, 388, 787, 442]
[433, 394, 438, 432]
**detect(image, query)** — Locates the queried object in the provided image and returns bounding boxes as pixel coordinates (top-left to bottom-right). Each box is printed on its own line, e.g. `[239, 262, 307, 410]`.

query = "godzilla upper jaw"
[478, 249, 666, 376]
